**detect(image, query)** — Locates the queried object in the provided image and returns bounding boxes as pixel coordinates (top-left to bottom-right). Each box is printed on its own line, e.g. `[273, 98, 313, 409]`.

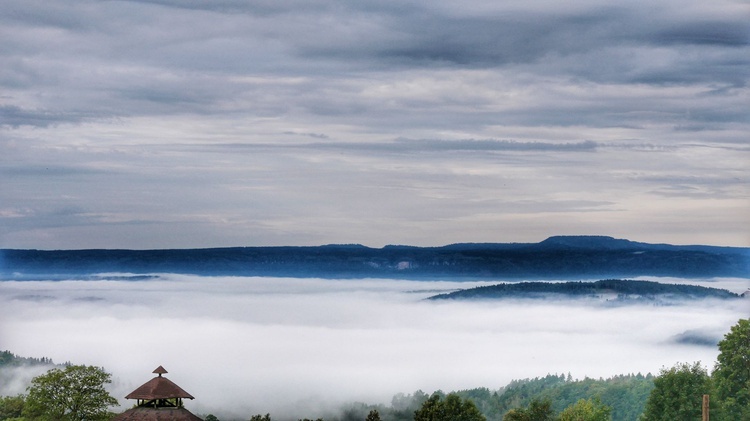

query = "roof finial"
[153, 366, 168, 377]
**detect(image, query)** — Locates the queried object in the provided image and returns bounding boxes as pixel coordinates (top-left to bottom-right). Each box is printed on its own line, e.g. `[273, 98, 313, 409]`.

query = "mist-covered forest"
[0, 351, 654, 421]
[2, 318, 748, 421]
[428, 279, 743, 303]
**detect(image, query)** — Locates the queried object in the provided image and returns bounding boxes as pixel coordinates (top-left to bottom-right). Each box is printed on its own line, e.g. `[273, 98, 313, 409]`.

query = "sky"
[1, 0, 749, 249]
[1, 275, 748, 419]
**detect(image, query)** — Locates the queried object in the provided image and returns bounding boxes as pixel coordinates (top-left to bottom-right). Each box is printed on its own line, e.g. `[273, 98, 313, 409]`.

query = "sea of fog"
[0, 275, 748, 419]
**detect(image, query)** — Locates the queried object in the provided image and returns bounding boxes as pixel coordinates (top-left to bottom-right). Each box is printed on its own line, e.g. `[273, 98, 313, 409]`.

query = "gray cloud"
[0, 105, 93, 128]
[0, 0, 748, 249]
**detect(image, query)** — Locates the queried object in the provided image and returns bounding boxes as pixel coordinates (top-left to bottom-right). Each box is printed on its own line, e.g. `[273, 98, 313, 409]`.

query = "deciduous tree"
[641, 362, 711, 421]
[713, 318, 750, 421]
[502, 397, 555, 421]
[22, 364, 118, 421]
[0, 394, 26, 420]
[414, 393, 485, 421]
[558, 397, 611, 421]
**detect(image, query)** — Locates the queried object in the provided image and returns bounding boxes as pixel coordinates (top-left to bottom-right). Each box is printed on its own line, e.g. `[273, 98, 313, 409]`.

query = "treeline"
[428, 279, 741, 302]
[3, 236, 748, 280]
[0, 351, 56, 368]
[328, 374, 653, 421]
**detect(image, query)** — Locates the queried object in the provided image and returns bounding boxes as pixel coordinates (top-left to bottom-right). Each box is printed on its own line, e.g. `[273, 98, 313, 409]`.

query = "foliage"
[365, 409, 381, 421]
[414, 393, 486, 421]
[641, 362, 711, 421]
[204, 414, 220, 421]
[0, 395, 26, 420]
[712, 318, 750, 420]
[502, 397, 555, 421]
[321, 374, 651, 421]
[558, 397, 611, 421]
[22, 365, 118, 421]
[249, 414, 271, 421]
[477, 373, 652, 421]
[429, 279, 740, 302]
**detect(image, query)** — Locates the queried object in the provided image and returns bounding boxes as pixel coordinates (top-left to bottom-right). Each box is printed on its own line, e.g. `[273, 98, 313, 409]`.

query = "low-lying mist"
[0, 276, 747, 419]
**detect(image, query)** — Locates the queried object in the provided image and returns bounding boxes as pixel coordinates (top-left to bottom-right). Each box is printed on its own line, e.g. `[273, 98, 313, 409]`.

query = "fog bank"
[0, 276, 747, 419]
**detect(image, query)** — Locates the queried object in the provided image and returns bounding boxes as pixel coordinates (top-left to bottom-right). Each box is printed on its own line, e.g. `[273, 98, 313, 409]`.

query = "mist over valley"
[1, 271, 747, 419]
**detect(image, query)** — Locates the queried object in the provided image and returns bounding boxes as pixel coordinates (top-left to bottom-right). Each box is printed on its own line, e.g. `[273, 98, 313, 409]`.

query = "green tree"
[204, 414, 220, 421]
[414, 394, 444, 421]
[559, 397, 612, 421]
[414, 393, 485, 421]
[641, 362, 711, 421]
[502, 397, 555, 421]
[366, 409, 382, 421]
[0, 394, 26, 420]
[22, 365, 118, 421]
[250, 414, 271, 421]
[712, 318, 750, 421]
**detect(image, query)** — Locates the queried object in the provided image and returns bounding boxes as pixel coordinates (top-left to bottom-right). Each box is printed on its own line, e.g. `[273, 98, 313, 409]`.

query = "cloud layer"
[1, 0, 749, 248]
[0, 276, 747, 419]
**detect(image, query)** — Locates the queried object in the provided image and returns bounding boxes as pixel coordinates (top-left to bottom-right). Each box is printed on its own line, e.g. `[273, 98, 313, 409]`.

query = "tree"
[22, 364, 118, 421]
[0, 395, 26, 420]
[559, 397, 612, 421]
[366, 409, 382, 421]
[250, 414, 271, 421]
[204, 414, 220, 421]
[641, 362, 711, 421]
[712, 318, 750, 420]
[414, 393, 486, 421]
[502, 397, 555, 421]
[414, 393, 443, 421]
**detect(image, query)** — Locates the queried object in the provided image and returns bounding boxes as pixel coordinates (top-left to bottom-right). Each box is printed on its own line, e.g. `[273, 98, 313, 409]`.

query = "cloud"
[207, 138, 599, 153]
[0, 0, 748, 249]
[0, 276, 746, 419]
[0, 105, 91, 128]
[653, 21, 750, 46]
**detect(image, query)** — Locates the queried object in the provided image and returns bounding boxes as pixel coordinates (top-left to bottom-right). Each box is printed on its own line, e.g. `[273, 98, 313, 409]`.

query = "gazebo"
[112, 366, 203, 421]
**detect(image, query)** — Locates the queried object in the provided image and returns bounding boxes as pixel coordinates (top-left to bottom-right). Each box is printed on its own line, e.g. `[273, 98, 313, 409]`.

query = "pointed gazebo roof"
[112, 407, 203, 421]
[113, 366, 200, 421]
[124, 366, 195, 401]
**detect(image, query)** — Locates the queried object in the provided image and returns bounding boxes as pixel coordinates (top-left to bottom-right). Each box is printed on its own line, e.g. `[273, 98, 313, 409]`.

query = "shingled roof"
[112, 407, 203, 421]
[112, 366, 201, 421]
[124, 366, 195, 401]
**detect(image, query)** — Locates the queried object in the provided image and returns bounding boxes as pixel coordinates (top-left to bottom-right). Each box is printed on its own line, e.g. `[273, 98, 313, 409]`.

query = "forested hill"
[427, 279, 743, 303]
[1, 235, 748, 280]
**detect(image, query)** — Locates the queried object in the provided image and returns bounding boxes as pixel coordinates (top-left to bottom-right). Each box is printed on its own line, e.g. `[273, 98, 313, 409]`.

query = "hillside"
[1, 236, 748, 280]
[427, 279, 742, 303]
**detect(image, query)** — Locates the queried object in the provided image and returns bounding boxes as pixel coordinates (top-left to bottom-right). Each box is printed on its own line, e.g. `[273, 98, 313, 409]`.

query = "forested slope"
[2, 236, 748, 280]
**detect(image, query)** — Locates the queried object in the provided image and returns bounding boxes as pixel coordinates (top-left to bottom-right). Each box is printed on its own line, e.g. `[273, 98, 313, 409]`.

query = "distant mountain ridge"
[1, 236, 748, 280]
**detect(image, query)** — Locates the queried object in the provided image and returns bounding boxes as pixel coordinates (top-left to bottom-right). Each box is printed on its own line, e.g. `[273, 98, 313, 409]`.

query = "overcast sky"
[1, 0, 749, 249]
